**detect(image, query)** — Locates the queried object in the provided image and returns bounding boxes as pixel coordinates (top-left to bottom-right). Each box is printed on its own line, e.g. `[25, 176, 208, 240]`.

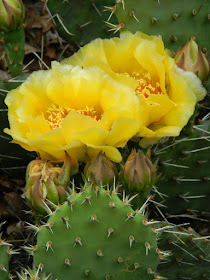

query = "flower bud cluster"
[24, 153, 71, 213]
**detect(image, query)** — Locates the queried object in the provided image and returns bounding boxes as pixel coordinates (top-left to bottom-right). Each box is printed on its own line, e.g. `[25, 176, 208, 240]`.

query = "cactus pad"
[151, 120, 210, 216]
[47, 0, 118, 46]
[0, 228, 12, 280]
[34, 185, 159, 279]
[2, 27, 25, 77]
[114, 0, 210, 52]
[156, 224, 210, 279]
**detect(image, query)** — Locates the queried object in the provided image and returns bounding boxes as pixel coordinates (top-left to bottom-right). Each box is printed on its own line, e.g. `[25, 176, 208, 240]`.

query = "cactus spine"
[34, 184, 159, 279]
[112, 0, 210, 52]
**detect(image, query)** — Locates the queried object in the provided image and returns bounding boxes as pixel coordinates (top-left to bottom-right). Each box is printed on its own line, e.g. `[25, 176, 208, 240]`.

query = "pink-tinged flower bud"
[24, 152, 71, 213]
[122, 149, 157, 193]
[175, 37, 210, 82]
[84, 152, 117, 185]
[0, 0, 25, 32]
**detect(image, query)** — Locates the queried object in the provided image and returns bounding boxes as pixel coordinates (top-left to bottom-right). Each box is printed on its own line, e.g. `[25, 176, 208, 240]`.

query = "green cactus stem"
[0, 223, 14, 280]
[33, 184, 159, 279]
[47, 0, 118, 46]
[151, 119, 210, 217]
[112, 0, 210, 52]
[2, 27, 25, 77]
[0, 0, 25, 76]
[155, 223, 210, 279]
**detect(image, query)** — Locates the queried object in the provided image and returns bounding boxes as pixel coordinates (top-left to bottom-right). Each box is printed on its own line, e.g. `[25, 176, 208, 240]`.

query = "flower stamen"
[125, 72, 164, 98]
[135, 73, 163, 98]
[45, 105, 101, 130]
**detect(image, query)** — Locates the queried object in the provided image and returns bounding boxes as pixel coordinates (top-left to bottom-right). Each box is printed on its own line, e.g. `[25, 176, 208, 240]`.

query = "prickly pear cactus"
[113, 0, 210, 51]
[47, 0, 118, 46]
[0, 245, 10, 280]
[34, 184, 159, 279]
[2, 27, 25, 77]
[155, 223, 210, 279]
[151, 120, 210, 216]
[0, 229, 11, 280]
[0, 0, 25, 76]
[17, 265, 53, 280]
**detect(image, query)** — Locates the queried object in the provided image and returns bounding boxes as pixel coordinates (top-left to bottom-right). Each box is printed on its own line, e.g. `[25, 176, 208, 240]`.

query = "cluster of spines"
[150, 119, 210, 218]
[2, 27, 25, 77]
[104, 0, 210, 51]
[17, 264, 52, 280]
[46, 0, 118, 46]
[155, 223, 210, 279]
[0, 228, 18, 280]
[31, 184, 160, 279]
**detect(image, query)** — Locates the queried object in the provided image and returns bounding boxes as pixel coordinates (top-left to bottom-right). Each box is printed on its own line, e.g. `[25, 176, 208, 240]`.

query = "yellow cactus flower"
[62, 32, 207, 146]
[4, 62, 141, 166]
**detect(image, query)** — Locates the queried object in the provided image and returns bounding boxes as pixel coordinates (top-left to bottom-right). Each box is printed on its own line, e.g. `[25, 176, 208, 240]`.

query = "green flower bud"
[122, 149, 157, 193]
[174, 37, 210, 82]
[24, 152, 71, 214]
[0, 0, 25, 32]
[84, 152, 117, 186]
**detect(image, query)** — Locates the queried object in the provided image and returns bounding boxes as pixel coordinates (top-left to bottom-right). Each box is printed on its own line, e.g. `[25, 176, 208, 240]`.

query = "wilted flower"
[24, 152, 71, 213]
[5, 62, 140, 165]
[122, 149, 157, 193]
[84, 152, 117, 185]
[62, 31, 206, 146]
[175, 37, 210, 82]
[0, 0, 25, 32]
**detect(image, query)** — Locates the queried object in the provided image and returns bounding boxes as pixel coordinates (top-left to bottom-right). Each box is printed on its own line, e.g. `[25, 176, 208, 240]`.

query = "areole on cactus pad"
[33, 184, 160, 279]
[112, 0, 210, 52]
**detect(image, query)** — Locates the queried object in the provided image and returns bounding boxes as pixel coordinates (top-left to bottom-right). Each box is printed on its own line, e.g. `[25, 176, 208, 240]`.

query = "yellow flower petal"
[107, 118, 140, 147]
[66, 127, 109, 146]
[62, 31, 207, 144]
[138, 94, 175, 128]
[5, 62, 140, 163]
[139, 126, 182, 147]
[87, 145, 122, 163]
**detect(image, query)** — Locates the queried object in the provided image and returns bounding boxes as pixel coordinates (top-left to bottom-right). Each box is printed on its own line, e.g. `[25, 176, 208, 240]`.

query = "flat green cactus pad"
[114, 0, 210, 52]
[34, 185, 159, 279]
[47, 0, 118, 46]
[151, 120, 210, 216]
[156, 223, 210, 279]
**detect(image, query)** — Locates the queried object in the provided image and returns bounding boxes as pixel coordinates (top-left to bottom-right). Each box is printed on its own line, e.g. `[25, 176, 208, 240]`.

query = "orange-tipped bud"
[175, 37, 210, 82]
[84, 152, 117, 185]
[24, 152, 71, 213]
[122, 149, 157, 193]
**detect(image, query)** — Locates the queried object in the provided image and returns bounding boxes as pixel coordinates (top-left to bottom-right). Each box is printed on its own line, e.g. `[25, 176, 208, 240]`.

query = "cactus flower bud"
[84, 152, 117, 185]
[122, 149, 157, 193]
[0, 0, 25, 32]
[24, 152, 71, 213]
[174, 37, 210, 82]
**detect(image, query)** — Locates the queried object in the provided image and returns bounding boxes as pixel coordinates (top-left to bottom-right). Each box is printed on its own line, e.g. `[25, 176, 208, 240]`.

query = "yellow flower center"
[125, 72, 163, 98]
[45, 104, 101, 130]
